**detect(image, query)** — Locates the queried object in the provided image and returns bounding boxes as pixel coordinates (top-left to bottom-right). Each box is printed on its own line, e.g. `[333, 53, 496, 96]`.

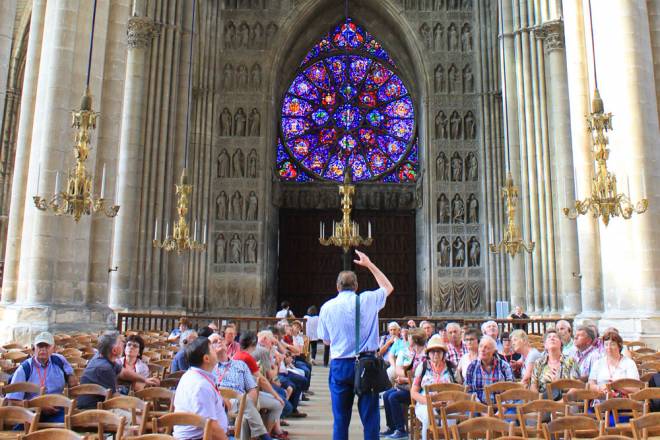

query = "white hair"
[388, 321, 401, 330]
[446, 322, 461, 331]
[257, 330, 273, 342]
[479, 335, 497, 349]
[481, 320, 497, 333]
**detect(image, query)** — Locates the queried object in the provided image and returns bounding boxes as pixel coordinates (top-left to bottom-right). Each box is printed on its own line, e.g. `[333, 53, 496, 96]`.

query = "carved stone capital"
[535, 19, 564, 53]
[127, 16, 156, 49]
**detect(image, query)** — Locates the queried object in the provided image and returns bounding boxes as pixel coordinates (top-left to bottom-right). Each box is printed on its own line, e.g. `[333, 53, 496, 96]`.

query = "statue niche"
[244, 234, 257, 263]
[450, 152, 463, 181]
[465, 152, 478, 181]
[216, 191, 228, 220]
[436, 152, 449, 181]
[247, 149, 258, 178]
[232, 149, 245, 177]
[438, 236, 450, 267]
[230, 191, 243, 220]
[435, 110, 448, 139]
[420, 23, 431, 50]
[468, 236, 481, 267]
[229, 234, 242, 263]
[234, 108, 247, 136]
[433, 23, 444, 51]
[217, 149, 230, 178]
[246, 191, 258, 220]
[451, 193, 465, 224]
[437, 193, 450, 224]
[215, 233, 226, 263]
[467, 193, 478, 223]
[452, 237, 465, 267]
[220, 108, 232, 136]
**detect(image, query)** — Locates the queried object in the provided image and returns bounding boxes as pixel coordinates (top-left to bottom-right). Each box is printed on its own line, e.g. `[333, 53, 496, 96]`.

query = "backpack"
[419, 359, 457, 384]
[20, 355, 69, 384]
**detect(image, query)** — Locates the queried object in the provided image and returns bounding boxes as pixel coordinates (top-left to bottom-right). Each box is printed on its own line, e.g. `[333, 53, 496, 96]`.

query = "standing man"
[318, 250, 394, 440]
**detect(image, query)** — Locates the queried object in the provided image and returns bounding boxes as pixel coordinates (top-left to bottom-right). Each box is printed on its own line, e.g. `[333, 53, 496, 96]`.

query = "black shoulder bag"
[353, 294, 392, 396]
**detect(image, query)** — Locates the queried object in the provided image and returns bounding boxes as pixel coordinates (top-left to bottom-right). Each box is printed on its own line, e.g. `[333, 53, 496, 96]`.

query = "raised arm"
[354, 250, 394, 296]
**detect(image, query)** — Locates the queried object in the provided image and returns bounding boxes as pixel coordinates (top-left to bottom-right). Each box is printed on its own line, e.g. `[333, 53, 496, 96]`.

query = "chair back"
[164, 371, 185, 380]
[134, 387, 174, 415]
[0, 382, 43, 402]
[517, 399, 566, 438]
[152, 411, 211, 440]
[27, 394, 75, 428]
[439, 400, 490, 439]
[542, 415, 601, 440]
[3, 352, 29, 363]
[484, 382, 523, 406]
[218, 388, 246, 439]
[546, 378, 585, 399]
[563, 389, 604, 417]
[98, 395, 150, 435]
[450, 416, 512, 440]
[123, 435, 176, 440]
[18, 428, 84, 440]
[147, 364, 166, 379]
[609, 378, 647, 396]
[495, 389, 541, 424]
[0, 406, 39, 434]
[424, 383, 467, 393]
[630, 388, 660, 413]
[66, 409, 125, 439]
[631, 412, 660, 440]
[67, 384, 112, 403]
[595, 398, 643, 435]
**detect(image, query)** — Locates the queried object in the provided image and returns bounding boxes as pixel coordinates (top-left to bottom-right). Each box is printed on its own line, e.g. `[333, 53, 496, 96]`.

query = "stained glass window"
[276, 19, 418, 183]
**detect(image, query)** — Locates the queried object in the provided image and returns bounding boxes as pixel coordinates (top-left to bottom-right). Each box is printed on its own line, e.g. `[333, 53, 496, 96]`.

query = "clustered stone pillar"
[109, 0, 155, 310]
[0, 0, 17, 143]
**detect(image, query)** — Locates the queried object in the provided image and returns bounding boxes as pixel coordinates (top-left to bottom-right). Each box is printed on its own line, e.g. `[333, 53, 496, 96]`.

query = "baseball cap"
[34, 332, 54, 346]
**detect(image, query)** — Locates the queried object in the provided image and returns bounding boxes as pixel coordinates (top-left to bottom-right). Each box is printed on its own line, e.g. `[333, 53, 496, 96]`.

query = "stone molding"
[127, 16, 156, 49]
[535, 19, 565, 53]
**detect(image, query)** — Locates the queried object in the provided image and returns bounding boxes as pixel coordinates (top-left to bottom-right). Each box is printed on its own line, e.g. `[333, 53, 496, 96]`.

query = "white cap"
[34, 332, 54, 346]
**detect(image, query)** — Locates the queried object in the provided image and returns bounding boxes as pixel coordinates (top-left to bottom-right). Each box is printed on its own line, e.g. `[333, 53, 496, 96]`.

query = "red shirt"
[283, 335, 293, 345]
[233, 350, 259, 374]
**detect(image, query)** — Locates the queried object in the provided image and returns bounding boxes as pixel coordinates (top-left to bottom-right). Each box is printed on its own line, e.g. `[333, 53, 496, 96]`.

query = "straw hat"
[425, 334, 448, 354]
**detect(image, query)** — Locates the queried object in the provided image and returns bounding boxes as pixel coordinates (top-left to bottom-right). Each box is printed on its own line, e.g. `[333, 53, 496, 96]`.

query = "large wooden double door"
[277, 209, 417, 318]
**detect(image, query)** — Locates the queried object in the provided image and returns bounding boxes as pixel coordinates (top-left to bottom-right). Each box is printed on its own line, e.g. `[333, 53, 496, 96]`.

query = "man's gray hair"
[420, 320, 430, 327]
[387, 321, 401, 330]
[556, 319, 571, 330]
[481, 320, 497, 333]
[98, 331, 120, 359]
[576, 325, 596, 341]
[446, 322, 461, 331]
[180, 329, 198, 348]
[479, 335, 497, 349]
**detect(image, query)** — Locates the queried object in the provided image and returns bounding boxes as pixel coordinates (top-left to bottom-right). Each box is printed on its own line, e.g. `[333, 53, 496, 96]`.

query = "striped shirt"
[318, 288, 387, 359]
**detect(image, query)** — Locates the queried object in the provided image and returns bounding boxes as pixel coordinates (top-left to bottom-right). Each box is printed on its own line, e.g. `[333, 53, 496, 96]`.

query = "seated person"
[530, 330, 580, 399]
[6, 332, 77, 423]
[223, 324, 241, 359]
[117, 334, 150, 393]
[173, 337, 228, 440]
[588, 330, 639, 397]
[499, 332, 521, 366]
[168, 317, 191, 342]
[456, 328, 479, 383]
[170, 329, 198, 373]
[78, 331, 159, 409]
[509, 330, 541, 385]
[465, 336, 513, 404]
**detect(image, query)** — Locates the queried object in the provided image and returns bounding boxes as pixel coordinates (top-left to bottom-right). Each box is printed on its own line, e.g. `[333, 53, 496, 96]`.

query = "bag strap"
[355, 294, 360, 358]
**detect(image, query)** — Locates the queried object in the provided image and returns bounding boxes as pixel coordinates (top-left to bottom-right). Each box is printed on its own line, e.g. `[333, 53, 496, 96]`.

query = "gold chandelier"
[563, 89, 648, 226]
[33, 0, 119, 222]
[319, 170, 373, 253]
[489, 172, 535, 257]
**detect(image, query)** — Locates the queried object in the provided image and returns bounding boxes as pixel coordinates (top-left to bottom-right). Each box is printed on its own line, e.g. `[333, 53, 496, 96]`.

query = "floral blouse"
[530, 353, 580, 394]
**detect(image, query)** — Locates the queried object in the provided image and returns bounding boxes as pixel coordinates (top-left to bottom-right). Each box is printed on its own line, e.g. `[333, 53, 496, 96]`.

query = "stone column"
[0, 0, 17, 141]
[1, 0, 47, 304]
[109, 0, 155, 310]
[562, 0, 603, 318]
[535, 20, 581, 316]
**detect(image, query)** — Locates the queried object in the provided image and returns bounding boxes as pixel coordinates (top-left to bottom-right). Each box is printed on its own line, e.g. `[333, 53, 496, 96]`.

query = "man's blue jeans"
[383, 387, 410, 432]
[329, 357, 379, 440]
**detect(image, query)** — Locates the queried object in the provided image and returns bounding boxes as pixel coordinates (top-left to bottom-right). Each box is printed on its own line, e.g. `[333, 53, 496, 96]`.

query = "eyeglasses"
[126, 342, 140, 348]
[464, 338, 477, 342]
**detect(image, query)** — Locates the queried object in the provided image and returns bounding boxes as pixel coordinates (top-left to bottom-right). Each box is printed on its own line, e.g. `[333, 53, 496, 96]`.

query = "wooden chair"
[406, 370, 421, 440]
[424, 390, 473, 440]
[218, 388, 246, 439]
[639, 361, 660, 373]
[592, 436, 632, 440]
[494, 389, 541, 429]
[542, 415, 602, 440]
[164, 371, 184, 380]
[98, 395, 150, 436]
[147, 364, 165, 380]
[436, 400, 490, 440]
[67, 384, 112, 411]
[517, 399, 567, 438]
[60, 349, 83, 359]
[27, 394, 75, 429]
[151, 412, 211, 440]
[1, 383, 44, 408]
[450, 416, 513, 440]
[2, 352, 29, 364]
[0, 407, 40, 438]
[633, 348, 656, 355]
[594, 398, 643, 436]
[66, 409, 125, 440]
[546, 378, 585, 401]
[493, 437, 525, 440]
[158, 378, 179, 390]
[133, 388, 174, 419]
[631, 412, 660, 440]
[124, 435, 175, 440]
[563, 389, 603, 418]
[483, 382, 523, 406]
[630, 388, 660, 413]
[608, 378, 647, 396]
[18, 428, 84, 440]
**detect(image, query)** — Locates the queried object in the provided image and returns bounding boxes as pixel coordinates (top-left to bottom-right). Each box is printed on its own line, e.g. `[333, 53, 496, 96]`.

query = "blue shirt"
[173, 367, 228, 439]
[78, 355, 122, 409]
[170, 350, 189, 373]
[318, 288, 387, 359]
[7, 355, 74, 400]
[213, 360, 257, 394]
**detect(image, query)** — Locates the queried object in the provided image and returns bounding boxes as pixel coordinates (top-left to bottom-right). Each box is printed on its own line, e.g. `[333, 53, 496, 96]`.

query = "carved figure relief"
[463, 65, 474, 93]
[229, 234, 242, 263]
[238, 22, 250, 49]
[437, 194, 450, 224]
[246, 191, 258, 220]
[234, 108, 247, 136]
[250, 64, 262, 91]
[215, 233, 226, 263]
[452, 193, 465, 224]
[433, 23, 444, 51]
[216, 191, 228, 220]
[448, 24, 459, 51]
[223, 63, 234, 91]
[265, 22, 278, 46]
[435, 0, 445, 10]
[217, 149, 230, 178]
[232, 149, 245, 177]
[450, 111, 462, 140]
[467, 193, 478, 223]
[448, 64, 459, 94]
[464, 110, 476, 139]
[448, 0, 460, 9]
[245, 234, 257, 263]
[230, 191, 243, 220]
[452, 237, 465, 267]
[462, 0, 472, 10]
[420, 23, 431, 50]
[220, 108, 232, 136]
[438, 236, 450, 267]
[248, 108, 261, 136]
[434, 64, 445, 93]
[236, 64, 248, 91]
[247, 149, 258, 178]
[465, 152, 478, 181]
[451, 152, 463, 181]
[461, 24, 473, 51]
[468, 236, 480, 267]
[436, 152, 449, 181]
[435, 110, 447, 139]
[250, 22, 264, 49]
[224, 21, 236, 50]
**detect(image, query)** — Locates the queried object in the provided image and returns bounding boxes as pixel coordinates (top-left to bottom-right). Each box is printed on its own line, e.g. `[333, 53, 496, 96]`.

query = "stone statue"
[435, 111, 447, 139]
[234, 108, 247, 136]
[451, 153, 463, 181]
[236, 64, 248, 91]
[238, 21, 250, 49]
[232, 149, 245, 177]
[420, 23, 431, 50]
[463, 65, 474, 93]
[245, 234, 257, 263]
[246, 191, 258, 220]
[229, 234, 242, 263]
[223, 63, 234, 91]
[247, 149, 258, 178]
[466, 152, 478, 181]
[215, 233, 226, 263]
[435, 0, 445, 10]
[250, 64, 262, 91]
[448, 64, 460, 94]
[220, 108, 232, 136]
[461, 24, 473, 51]
[265, 22, 278, 46]
[448, 23, 459, 51]
[251, 22, 264, 49]
[439, 237, 450, 267]
[452, 193, 465, 224]
[437, 194, 450, 223]
[462, 0, 472, 10]
[248, 108, 260, 136]
[467, 193, 478, 223]
[224, 21, 236, 50]
[434, 64, 445, 93]
[453, 237, 465, 267]
[468, 237, 480, 267]
[464, 111, 476, 139]
[230, 191, 243, 220]
[217, 149, 230, 178]
[216, 191, 228, 220]
[450, 111, 462, 140]
[449, 0, 460, 10]
[433, 23, 444, 51]
[436, 152, 449, 181]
